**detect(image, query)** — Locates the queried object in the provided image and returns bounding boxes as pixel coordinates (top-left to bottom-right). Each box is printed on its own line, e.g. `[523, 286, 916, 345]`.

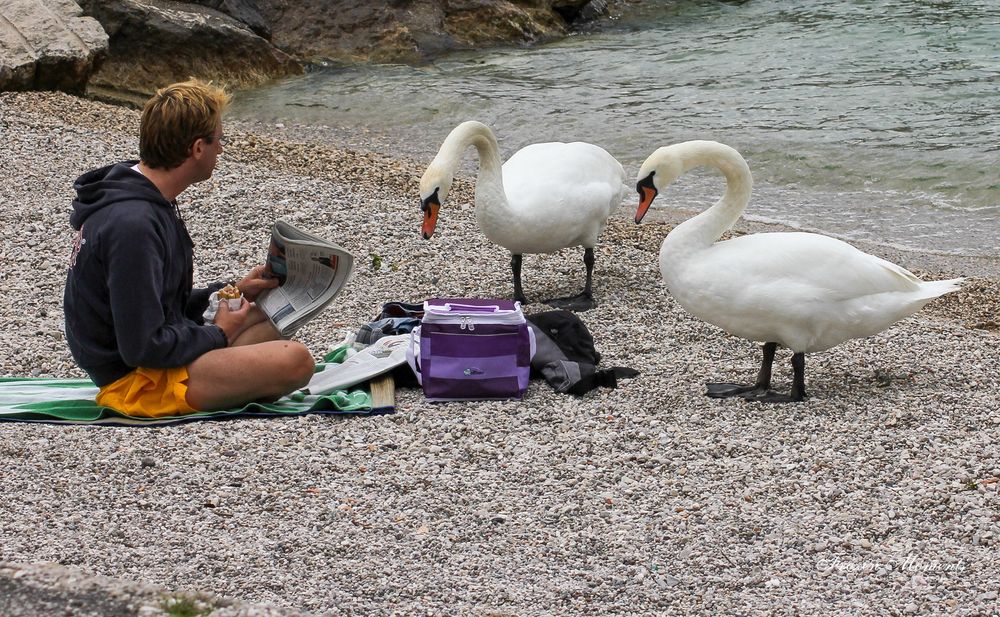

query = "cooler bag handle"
[443, 302, 501, 313]
[406, 326, 423, 386]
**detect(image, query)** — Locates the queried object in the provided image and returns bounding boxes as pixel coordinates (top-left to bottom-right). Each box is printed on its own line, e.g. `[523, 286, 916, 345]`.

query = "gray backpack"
[527, 310, 637, 395]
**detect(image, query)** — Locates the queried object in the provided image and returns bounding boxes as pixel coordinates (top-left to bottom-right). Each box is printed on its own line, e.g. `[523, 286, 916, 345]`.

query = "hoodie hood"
[70, 161, 170, 230]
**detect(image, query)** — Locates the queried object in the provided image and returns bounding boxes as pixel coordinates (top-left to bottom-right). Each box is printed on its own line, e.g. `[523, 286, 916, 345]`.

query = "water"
[231, 0, 1000, 258]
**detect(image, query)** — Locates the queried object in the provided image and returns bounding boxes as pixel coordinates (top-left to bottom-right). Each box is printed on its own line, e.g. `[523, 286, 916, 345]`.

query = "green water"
[232, 0, 1000, 257]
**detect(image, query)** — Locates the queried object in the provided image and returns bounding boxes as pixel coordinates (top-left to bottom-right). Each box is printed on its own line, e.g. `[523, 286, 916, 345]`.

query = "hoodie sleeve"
[187, 282, 226, 324]
[103, 216, 226, 368]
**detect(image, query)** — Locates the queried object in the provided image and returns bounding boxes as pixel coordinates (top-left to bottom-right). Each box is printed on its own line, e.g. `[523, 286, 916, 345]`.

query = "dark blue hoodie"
[63, 162, 227, 387]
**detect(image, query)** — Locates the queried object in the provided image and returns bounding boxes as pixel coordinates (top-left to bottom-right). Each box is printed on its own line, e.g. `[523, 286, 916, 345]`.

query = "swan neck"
[675, 145, 752, 247]
[467, 131, 503, 184]
[439, 122, 507, 209]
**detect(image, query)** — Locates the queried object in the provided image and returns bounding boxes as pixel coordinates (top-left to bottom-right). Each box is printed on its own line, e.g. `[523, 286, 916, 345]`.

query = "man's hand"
[236, 265, 279, 301]
[213, 298, 252, 345]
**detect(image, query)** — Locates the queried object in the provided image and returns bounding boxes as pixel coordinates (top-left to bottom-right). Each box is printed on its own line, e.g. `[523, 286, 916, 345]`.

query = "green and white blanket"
[0, 377, 375, 426]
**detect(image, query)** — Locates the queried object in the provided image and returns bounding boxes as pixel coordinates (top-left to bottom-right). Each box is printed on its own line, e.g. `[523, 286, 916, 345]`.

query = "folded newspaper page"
[255, 219, 354, 336]
[301, 334, 410, 396]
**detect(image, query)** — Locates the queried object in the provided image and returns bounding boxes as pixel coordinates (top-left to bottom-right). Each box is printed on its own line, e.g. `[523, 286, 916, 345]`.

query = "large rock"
[256, 0, 613, 64]
[2, 0, 616, 101]
[78, 0, 302, 106]
[0, 0, 108, 93]
[187, 0, 270, 38]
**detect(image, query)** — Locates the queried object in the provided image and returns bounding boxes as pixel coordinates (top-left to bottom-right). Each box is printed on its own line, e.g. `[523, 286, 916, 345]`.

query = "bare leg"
[223, 305, 269, 343]
[544, 247, 598, 312]
[185, 340, 315, 411]
[231, 319, 281, 346]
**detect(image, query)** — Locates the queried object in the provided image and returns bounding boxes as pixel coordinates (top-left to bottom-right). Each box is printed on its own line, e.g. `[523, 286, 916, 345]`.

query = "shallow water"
[231, 0, 1000, 258]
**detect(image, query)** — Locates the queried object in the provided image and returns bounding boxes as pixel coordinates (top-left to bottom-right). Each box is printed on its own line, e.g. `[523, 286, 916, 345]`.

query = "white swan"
[419, 121, 627, 311]
[635, 140, 963, 402]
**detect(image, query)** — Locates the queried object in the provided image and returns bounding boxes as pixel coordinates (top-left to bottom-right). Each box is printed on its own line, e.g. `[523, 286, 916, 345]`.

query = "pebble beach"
[1, 91, 998, 615]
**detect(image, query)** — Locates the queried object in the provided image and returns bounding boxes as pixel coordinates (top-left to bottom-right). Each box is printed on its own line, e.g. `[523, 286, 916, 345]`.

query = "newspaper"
[301, 334, 410, 396]
[255, 219, 354, 337]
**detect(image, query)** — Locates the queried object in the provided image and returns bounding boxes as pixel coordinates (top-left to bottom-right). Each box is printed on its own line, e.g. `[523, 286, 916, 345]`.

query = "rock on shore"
[78, 0, 303, 107]
[0, 0, 107, 93]
[256, 0, 614, 64]
[2, 0, 618, 105]
[1, 91, 998, 616]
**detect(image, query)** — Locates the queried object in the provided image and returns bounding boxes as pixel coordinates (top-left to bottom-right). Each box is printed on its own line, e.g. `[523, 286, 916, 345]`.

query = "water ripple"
[232, 0, 1000, 256]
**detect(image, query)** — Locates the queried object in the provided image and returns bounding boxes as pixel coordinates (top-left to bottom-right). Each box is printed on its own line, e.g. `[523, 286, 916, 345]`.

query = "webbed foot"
[738, 389, 807, 403]
[707, 382, 807, 403]
[544, 292, 597, 312]
[706, 382, 763, 398]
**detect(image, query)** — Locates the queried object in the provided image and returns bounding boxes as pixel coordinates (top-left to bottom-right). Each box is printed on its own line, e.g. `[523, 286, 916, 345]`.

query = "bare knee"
[185, 342, 315, 410]
[279, 342, 315, 390]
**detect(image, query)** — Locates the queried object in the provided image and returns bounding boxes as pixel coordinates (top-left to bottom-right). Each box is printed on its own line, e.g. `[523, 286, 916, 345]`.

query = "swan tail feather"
[915, 277, 964, 300]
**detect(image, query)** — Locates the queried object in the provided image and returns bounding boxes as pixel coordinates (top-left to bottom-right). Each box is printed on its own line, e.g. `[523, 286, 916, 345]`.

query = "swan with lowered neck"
[420, 121, 627, 311]
[635, 140, 963, 403]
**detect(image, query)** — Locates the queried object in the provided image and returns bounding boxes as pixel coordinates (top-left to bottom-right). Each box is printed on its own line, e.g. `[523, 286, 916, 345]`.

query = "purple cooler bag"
[406, 298, 536, 401]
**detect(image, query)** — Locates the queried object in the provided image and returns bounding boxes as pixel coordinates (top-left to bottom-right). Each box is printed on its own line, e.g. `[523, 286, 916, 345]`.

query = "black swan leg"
[792, 352, 808, 400]
[583, 247, 595, 299]
[706, 342, 777, 398]
[511, 254, 528, 305]
[741, 351, 809, 403]
[544, 248, 598, 312]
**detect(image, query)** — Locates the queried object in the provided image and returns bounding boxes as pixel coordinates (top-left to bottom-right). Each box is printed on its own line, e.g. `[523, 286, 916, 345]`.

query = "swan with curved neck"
[420, 121, 626, 311]
[635, 140, 963, 402]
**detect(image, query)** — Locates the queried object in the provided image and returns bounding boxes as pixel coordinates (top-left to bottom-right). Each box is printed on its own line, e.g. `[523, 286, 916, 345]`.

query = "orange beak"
[635, 184, 657, 223]
[421, 198, 440, 240]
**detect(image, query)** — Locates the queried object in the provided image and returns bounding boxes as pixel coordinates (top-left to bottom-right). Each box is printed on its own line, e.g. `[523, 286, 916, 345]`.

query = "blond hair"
[139, 78, 231, 170]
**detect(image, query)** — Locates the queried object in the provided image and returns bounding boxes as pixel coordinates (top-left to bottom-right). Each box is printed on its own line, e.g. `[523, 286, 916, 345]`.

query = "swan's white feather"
[423, 122, 627, 255]
[643, 141, 963, 354]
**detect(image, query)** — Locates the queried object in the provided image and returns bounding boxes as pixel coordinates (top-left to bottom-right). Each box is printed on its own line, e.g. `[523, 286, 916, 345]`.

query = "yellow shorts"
[96, 366, 197, 417]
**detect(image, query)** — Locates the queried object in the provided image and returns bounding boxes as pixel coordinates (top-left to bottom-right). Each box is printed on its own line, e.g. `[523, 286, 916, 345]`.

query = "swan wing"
[503, 142, 626, 216]
[665, 231, 958, 351]
[681, 232, 924, 301]
[483, 142, 625, 252]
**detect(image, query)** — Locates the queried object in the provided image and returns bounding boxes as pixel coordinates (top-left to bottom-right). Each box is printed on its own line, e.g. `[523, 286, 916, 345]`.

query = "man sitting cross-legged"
[63, 79, 314, 416]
